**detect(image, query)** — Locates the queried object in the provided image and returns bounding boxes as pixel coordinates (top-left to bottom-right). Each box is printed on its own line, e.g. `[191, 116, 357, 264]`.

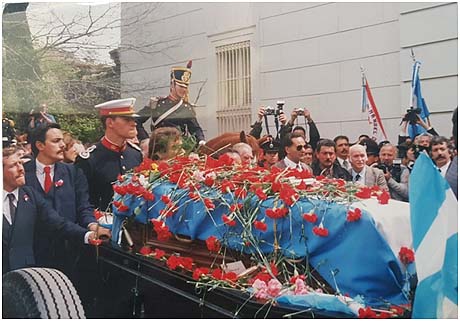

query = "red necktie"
[44, 166, 52, 193]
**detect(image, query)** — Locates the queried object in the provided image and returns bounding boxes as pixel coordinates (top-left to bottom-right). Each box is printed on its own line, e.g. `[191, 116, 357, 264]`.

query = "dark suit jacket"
[24, 160, 96, 266]
[2, 186, 87, 274]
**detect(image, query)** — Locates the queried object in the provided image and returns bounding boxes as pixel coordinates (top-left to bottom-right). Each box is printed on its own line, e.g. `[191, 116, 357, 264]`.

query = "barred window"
[216, 41, 252, 133]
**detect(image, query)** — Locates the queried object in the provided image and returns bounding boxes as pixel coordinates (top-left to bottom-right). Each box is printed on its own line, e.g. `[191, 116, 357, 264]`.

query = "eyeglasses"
[296, 144, 308, 151]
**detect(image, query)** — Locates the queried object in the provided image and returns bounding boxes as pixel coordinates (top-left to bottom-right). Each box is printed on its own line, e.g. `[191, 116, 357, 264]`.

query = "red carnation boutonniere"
[23, 194, 30, 202]
[54, 179, 64, 188]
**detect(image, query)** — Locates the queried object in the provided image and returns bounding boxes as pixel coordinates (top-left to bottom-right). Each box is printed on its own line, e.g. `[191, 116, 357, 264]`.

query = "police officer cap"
[95, 98, 139, 118]
[260, 138, 280, 152]
[359, 138, 379, 156]
[171, 60, 192, 88]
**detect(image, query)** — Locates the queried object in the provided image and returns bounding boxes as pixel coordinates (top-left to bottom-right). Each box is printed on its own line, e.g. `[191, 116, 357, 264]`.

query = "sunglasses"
[296, 144, 308, 151]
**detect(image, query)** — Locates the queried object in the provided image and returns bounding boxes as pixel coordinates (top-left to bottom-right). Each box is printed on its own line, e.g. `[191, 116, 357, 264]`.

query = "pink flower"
[252, 279, 269, 300]
[54, 179, 64, 187]
[294, 278, 309, 295]
[266, 278, 282, 297]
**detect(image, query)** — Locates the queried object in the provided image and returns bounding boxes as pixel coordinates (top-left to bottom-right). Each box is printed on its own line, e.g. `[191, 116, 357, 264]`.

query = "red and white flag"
[361, 74, 388, 142]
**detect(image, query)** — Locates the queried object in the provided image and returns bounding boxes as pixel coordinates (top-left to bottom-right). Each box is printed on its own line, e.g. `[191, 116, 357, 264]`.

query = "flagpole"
[410, 49, 431, 127]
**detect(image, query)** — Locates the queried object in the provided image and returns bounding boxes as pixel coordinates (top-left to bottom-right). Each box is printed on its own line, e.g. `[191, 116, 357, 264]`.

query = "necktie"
[354, 173, 361, 182]
[7, 193, 16, 224]
[343, 160, 349, 170]
[44, 166, 52, 193]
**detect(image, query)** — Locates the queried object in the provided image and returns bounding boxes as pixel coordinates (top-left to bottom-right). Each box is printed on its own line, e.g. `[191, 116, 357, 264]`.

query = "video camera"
[403, 107, 421, 125]
[264, 101, 285, 116]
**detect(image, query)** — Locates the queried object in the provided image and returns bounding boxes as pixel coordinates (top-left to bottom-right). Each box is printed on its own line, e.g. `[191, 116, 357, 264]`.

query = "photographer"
[398, 113, 438, 147]
[249, 105, 288, 139]
[378, 143, 409, 202]
[27, 103, 57, 134]
[281, 108, 320, 149]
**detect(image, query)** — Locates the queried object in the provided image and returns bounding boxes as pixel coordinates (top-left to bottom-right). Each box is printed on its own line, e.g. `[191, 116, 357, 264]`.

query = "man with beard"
[430, 136, 452, 177]
[24, 123, 110, 272]
[311, 139, 352, 180]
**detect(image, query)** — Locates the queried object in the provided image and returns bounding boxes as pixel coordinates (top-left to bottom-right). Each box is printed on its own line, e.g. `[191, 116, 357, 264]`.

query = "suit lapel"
[24, 160, 45, 194]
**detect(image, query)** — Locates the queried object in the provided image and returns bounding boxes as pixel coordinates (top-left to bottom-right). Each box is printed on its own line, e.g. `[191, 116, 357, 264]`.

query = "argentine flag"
[408, 61, 431, 139]
[409, 153, 458, 318]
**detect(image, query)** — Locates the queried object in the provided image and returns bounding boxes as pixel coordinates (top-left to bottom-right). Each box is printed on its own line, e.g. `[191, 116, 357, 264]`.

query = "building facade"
[120, 2, 457, 142]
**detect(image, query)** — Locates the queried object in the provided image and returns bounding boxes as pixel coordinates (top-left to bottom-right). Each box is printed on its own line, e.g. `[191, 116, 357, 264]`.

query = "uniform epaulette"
[127, 140, 142, 152]
[79, 145, 96, 159]
[149, 96, 167, 110]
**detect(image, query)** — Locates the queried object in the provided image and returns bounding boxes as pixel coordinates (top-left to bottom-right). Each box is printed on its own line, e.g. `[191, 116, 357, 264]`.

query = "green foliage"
[57, 113, 104, 144]
[5, 111, 103, 144]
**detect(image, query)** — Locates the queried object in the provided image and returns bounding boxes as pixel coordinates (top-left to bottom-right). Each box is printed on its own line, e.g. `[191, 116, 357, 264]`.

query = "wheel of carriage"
[2, 267, 86, 319]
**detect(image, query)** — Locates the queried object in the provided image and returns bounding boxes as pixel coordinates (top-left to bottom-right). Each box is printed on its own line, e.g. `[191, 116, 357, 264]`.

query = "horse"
[199, 131, 266, 157]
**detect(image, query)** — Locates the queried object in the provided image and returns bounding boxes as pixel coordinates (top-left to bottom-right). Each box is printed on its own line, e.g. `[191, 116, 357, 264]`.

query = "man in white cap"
[75, 98, 143, 211]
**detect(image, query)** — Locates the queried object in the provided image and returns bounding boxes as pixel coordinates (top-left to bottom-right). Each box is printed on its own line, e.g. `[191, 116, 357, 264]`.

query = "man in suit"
[430, 136, 452, 177]
[25, 123, 110, 271]
[333, 135, 351, 171]
[3, 147, 97, 274]
[378, 143, 409, 201]
[311, 139, 352, 180]
[274, 132, 312, 172]
[348, 144, 388, 191]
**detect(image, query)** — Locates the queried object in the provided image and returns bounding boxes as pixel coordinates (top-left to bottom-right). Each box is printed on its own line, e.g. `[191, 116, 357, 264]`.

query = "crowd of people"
[2, 60, 457, 317]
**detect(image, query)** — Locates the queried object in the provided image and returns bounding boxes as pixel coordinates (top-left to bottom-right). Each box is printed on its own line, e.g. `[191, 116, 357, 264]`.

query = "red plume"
[186, 60, 192, 69]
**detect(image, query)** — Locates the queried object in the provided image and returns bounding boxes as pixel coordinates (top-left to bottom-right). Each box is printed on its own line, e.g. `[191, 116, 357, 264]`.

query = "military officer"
[75, 98, 143, 211]
[138, 61, 205, 145]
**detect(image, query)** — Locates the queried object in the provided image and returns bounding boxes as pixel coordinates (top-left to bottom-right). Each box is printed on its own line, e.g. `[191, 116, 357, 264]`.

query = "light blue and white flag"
[409, 153, 458, 318]
[408, 61, 431, 139]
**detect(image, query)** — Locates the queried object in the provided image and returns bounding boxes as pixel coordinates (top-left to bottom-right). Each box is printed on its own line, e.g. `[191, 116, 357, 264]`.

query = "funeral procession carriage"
[84, 152, 414, 318]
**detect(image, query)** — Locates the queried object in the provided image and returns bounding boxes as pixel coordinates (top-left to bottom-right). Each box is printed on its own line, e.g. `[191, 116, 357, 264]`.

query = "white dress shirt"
[35, 159, 55, 191]
[3, 189, 19, 225]
[439, 161, 451, 178]
[351, 167, 366, 185]
[283, 157, 303, 171]
[337, 157, 351, 171]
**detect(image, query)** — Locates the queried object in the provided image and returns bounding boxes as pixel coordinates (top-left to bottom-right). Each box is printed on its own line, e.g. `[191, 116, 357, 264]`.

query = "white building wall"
[120, 2, 457, 142]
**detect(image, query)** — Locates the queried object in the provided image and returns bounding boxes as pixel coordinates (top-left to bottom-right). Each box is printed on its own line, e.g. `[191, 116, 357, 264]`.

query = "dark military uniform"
[75, 137, 142, 210]
[149, 95, 205, 142]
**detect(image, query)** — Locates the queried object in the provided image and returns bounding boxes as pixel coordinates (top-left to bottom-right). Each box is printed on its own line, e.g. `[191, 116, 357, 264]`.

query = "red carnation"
[223, 272, 238, 282]
[302, 213, 318, 223]
[161, 195, 172, 205]
[94, 210, 103, 220]
[139, 246, 153, 256]
[358, 307, 377, 318]
[234, 187, 247, 199]
[153, 248, 166, 259]
[204, 175, 215, 187]
[117, 204, 129, 212]
[211, 268, 224, 280]
[205, 236, 221, 252]
[166, 255, 181, 270]
[399, 247, 415, 265]
[193, 267, 210, 280]
[377, 190, 390, 205]
[347, 208, 362, 222]
[253, 220, 267, 232]
[117, 174, 124, 182]
[203, 198, 215, 210]
[220, 180, 236, 193]
[355, 187, 372, 199]
[229, 203, 243, 213]
[255, 188, 268, 201]
[289, 274, 306, 284]
[222, 214, 236, 227]
[179, 257, 194, 270]
[142, 191, 155, 201]
[313, 226, 329, 237]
